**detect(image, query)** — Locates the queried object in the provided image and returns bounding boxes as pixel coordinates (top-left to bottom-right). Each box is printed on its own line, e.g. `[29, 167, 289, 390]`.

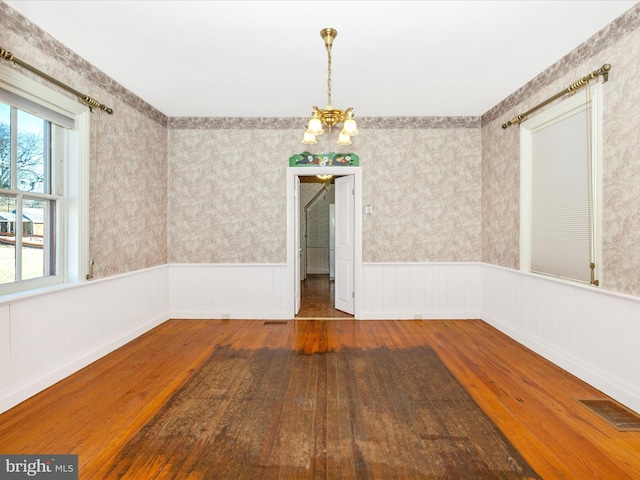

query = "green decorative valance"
[289, 152, 359, 167]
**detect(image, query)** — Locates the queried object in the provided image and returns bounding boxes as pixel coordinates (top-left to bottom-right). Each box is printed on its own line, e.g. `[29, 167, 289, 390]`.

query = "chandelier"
[302, 28, 358, 146]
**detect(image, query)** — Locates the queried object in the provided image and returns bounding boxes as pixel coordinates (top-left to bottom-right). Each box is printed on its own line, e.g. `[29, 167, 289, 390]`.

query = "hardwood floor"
[1, 281, 639, 478]
[297, 274, 353, 319]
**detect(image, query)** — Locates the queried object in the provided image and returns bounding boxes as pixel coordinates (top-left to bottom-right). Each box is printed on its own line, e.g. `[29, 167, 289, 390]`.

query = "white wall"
[169, 264, 289, 319]
[0, 266, 169, 414]
[306, 247, 330, 274]
[360, 263, 482, 320]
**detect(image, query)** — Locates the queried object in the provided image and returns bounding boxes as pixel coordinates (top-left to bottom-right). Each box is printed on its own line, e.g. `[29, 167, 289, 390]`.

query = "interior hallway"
[296, 274, 353, 319]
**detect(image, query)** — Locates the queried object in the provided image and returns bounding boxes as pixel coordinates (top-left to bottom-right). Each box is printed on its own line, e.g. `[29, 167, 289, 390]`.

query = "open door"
[294, 175, 301, 315]
[334, 175, 355, 314]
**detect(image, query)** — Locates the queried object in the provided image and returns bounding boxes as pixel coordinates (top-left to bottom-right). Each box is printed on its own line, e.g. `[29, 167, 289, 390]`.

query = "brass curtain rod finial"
[599, 63, 611, 82]
[0, 47, 14, 62]
[502, 114, 527, 129]
[82, 95, 113, 114]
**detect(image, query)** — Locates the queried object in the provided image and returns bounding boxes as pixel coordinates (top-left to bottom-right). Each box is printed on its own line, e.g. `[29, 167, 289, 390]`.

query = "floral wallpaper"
[358, 128, 482, 263]
[166, 129, 293, 264]
[89, 106, 167, 278]
[166, 124, 481, 265]
[305, 184, 334, 248]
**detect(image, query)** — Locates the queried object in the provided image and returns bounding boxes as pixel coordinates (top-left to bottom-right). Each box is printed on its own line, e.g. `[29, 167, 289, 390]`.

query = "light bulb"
[336, 131, 352, 145]
[307, 117, 324, 136]
[342, 117, 358, 136]
[302, 130, 318, 144]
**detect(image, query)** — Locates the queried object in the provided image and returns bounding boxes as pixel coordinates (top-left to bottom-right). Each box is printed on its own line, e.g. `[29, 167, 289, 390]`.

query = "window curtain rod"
[0, 46, 113, 114]
[501, 64, 610, 129]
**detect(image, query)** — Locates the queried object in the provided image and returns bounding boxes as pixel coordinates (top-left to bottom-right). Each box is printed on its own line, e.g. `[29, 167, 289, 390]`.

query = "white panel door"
[335, 175, 354, 314]
[294, 176, 301, 314]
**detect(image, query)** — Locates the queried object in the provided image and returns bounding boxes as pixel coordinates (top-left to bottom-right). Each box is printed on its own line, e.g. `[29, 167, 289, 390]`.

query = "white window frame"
[520, 83, 603, 284]
[0, 63, 90, 296]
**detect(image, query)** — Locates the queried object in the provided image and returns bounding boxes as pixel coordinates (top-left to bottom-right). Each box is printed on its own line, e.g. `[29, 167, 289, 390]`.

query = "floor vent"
[263, 321, 288, 326]
[578, 399, 640, 431]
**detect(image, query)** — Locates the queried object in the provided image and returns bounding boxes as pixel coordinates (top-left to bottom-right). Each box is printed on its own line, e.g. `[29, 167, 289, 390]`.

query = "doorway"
[287, 167, 362, 319]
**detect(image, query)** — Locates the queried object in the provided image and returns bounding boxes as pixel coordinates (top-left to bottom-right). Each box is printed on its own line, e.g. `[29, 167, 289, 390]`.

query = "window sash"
[0, 106, 62, 290]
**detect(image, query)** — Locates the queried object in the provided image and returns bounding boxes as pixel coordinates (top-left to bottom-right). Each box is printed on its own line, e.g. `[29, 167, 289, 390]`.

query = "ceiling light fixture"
[302, 28, 358, 146]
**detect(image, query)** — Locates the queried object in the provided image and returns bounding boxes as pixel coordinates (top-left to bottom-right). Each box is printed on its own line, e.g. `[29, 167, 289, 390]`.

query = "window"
[520, 83, 602, 285]
[0, 65, 89, 295]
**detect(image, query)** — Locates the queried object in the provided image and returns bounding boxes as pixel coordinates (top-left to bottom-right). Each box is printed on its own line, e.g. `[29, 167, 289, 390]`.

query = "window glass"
[0, 102, 10, 190]
[0, 194, 17, 284]
[17, 109, 47, 193]
[0, 101, 57, 288]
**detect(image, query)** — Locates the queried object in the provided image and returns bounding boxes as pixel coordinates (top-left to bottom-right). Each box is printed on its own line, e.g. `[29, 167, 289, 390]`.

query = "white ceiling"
[5, 0, 638, 118]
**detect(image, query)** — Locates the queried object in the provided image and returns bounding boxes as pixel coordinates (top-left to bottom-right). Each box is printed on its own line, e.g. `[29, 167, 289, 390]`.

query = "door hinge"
[352, 291, 355, 298]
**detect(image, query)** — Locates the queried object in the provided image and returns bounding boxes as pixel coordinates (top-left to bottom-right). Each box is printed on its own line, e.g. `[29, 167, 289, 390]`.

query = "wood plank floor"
[297, 274, 353, 319]
[1, 278, 639, 478]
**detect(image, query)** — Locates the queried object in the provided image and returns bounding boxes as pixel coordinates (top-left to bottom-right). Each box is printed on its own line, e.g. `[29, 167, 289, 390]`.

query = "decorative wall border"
[168, 115, 481, 130]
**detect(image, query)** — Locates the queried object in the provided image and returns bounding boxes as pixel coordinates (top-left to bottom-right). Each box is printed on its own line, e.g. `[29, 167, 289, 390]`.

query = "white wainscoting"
[0, 265, 169, 414]
[307, 247, 329, 274]
[169, 263, 289, 319]
[3, 260, 639, 418]
[482, 263, 640, 415]
[360, 263, 482, 319]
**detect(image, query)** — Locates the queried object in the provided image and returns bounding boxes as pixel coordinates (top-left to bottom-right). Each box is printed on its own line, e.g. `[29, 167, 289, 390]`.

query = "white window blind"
[530, 109, 590, 282]
[0, 87, 75, 129]
[520, 83, 602, 285]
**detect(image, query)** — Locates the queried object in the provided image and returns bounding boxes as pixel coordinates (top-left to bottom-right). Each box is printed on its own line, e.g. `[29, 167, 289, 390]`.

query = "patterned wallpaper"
[89, 106, 167, 278]
[166, 129, 293, 264]
[358, 129, 482, 262]
[165, 126, 481, 264]
[305, 184, 334, 248]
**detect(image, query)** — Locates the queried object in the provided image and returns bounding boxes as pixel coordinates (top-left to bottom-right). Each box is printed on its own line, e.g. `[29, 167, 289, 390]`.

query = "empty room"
[1, 1, 640, 478]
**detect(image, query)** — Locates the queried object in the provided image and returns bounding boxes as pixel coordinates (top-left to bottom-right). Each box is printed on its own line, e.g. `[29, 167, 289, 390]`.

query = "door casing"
[287, 166, 362, 318]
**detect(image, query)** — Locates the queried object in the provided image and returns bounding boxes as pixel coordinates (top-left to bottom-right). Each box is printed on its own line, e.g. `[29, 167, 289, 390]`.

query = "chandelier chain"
[327, 46, 332, 106]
